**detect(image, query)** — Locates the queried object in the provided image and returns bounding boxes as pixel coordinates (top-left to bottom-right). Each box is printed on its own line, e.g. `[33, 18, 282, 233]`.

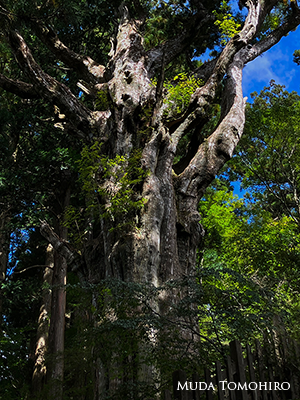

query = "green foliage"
[0, 87, 81, 229]
[76, 142, 148, 233]
[77, 140, 102, 203]
[265, 10, 281, 31]
[61, 266, 288, 399]
[199, 179, 300, 340]
[213, 1, 241, 45]
[63, 205, 85, 249]
[143, 0, 221, 72]
[219, 83, 300, 340]
[1, 0, 299, 397]
[199, 186, 244, 247]
[294, 49, 300, 65]
[0, 41, 13, 74]
[94, 87, 111, 111]
[163, 72, 203, 118]
[226, 81, 300, 222]
[198, 253, 272, 344]
[143, 11, 170, 49]
[257, 6, 286, 40]
[143, 0, 195, 50]
[1, 275, 42, 400]
[62, 279, 160, 398]
[0, 327, 31, 400]
[98, 150, 147, 229]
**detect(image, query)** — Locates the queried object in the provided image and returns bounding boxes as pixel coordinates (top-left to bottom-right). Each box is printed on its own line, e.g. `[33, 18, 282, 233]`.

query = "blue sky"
[242, 27, 300, 98]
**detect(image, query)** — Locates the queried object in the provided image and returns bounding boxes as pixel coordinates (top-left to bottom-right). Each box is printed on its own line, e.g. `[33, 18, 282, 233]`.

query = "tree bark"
[0, 1, 299, 288]
[46, 175, 71, 399]
[32, 244, 54, 396]
[47, 250, 67, 400]
[0, 0, 300, 397]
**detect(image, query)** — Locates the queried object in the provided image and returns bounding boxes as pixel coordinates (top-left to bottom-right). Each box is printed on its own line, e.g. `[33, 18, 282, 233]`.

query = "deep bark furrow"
[155, 143, 180, 280]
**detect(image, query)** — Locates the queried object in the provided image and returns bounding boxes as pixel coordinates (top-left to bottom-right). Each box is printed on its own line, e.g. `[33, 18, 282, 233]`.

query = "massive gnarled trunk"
[1, 0, 299, 287]
[14, 0, 297, 286]
[1, 0, 300, 396]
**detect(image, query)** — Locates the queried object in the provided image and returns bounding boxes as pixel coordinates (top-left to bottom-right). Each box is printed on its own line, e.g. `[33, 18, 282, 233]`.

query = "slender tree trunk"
[32, 244, 54, 396]
[47, 251, 67, 399]
[47, 175, 71, 399]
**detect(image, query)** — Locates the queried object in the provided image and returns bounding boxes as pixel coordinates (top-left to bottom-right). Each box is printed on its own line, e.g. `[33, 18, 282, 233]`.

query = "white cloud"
[242, 47, 297, 98]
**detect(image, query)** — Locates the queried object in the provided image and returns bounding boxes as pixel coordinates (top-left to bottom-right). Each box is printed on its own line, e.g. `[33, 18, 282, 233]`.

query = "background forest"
[1, 0, 300, 399]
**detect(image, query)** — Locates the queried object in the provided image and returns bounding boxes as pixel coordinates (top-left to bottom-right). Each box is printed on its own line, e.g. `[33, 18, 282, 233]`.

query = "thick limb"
[29, 19, 106, 84]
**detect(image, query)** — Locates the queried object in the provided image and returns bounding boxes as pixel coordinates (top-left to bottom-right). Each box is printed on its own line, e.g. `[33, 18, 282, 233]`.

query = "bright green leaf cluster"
[213, 2, 241, 45]
[98, 150, 148, 231]
[77, 140, 102, 201]
[94, 87, 111, 111]
[199, 178, 300, 341]
[163, 72, 203, 117]
[77, 142, 148, 233]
